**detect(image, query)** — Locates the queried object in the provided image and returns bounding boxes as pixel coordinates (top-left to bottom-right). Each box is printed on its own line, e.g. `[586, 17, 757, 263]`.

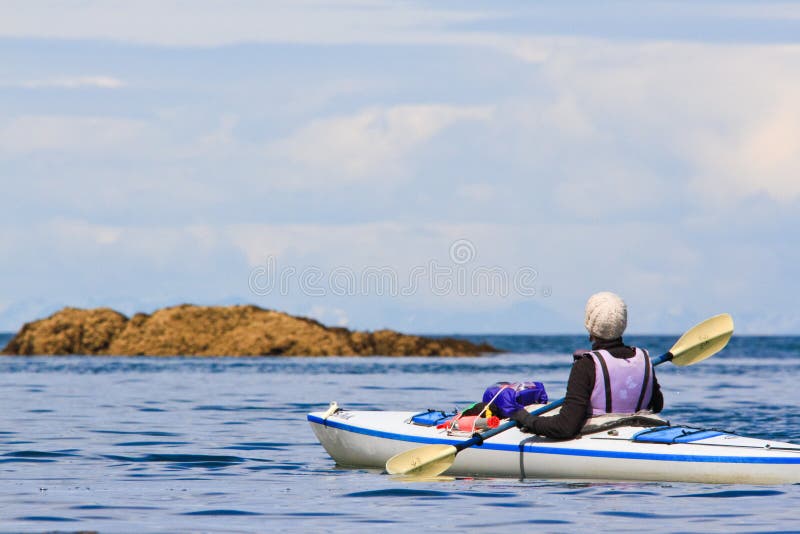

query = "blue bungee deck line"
[307, 414, 800, 465]
[632, 426, 724, 444]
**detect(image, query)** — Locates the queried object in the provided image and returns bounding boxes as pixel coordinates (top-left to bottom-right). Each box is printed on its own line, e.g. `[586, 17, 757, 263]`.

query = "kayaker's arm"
[513, 355, 664, 438]
[510, 357, 595, 439]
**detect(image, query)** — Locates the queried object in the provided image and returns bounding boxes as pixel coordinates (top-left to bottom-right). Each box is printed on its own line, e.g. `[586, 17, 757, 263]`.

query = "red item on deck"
[438, 415, 501, 431]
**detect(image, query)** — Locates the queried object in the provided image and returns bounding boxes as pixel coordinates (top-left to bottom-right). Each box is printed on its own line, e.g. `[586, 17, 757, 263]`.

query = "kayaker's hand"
[493, 388, 525, 418]
[513, 411, 537, 433]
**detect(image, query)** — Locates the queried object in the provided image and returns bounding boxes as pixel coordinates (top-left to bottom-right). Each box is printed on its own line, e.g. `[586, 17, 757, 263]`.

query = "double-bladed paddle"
[385, 313, 735, 477]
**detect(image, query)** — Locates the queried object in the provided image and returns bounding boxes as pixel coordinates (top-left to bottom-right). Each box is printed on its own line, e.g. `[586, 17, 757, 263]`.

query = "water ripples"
[0, 336, 797, 531]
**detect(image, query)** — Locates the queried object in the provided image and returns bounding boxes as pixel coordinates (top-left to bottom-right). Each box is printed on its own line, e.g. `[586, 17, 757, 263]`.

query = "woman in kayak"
[494, 291, 663, 439]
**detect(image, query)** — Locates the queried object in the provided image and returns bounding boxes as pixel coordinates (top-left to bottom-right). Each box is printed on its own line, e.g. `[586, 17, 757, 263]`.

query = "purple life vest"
[585, 348, 653, 416]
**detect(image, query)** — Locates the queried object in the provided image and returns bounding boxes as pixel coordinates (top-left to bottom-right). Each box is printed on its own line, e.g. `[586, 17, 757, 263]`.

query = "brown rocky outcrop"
[2, 304, 497, 357]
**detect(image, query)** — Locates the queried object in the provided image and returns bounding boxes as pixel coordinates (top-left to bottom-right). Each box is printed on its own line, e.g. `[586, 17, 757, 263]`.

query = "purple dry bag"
[482, 381, 548, 407]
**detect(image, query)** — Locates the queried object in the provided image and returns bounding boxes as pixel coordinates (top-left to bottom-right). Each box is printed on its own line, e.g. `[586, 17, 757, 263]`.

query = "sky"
[1, 0, 799, 334]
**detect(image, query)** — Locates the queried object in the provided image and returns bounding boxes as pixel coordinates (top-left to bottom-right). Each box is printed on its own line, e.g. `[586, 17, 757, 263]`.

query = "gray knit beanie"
[584, 291, 627, 340]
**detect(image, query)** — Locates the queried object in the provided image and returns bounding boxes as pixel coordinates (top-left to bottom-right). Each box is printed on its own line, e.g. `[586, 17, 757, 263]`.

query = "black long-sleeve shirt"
[511, 337, 663, 440]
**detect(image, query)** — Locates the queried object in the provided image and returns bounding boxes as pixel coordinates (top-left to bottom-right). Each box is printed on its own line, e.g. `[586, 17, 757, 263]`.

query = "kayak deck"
[308, 407, 800, 484]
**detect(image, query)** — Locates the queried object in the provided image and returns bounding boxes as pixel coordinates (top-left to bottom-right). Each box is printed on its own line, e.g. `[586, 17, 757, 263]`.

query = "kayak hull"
[308, 409, 800, 484]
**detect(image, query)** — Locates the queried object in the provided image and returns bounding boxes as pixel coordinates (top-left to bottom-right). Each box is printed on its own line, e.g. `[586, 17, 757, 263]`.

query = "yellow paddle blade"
[385, 444, 457, 477]
[669, 313, 734, 366]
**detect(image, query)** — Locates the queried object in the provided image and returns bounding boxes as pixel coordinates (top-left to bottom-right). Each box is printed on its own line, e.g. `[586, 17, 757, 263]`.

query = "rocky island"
[1, 304, 497, 357]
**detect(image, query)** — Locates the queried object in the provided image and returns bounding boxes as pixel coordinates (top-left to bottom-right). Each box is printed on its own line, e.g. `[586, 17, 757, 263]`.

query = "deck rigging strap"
[593, 351, 613, 413]
[635, 349, 652, 412]
[518, 436, 537, 481]
[590, 436, 800, 452]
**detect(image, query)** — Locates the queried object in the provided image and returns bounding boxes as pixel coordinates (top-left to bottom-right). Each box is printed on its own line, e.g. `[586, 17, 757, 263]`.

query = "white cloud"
[225, 220, 689, 307]
[1, 217, 798, 332]
[491, 38, 800, 206]
[687, 97, 800, 203]
[227, 221, 418, 267]
[49, 219, 122, 245]
[505, 38, 554, 64]
[553, 167, 669, 214]
[456, 183, 496, 203]
[47, 219, 201, 259]
[0, 115, 150, 155]
[3, 6, 800, 333]
[4, 76, 125, 90]
[0, 0, 496, 47]
[6, 1, 797, 51]
[718, 2, 800, 20]
[48, 220, 223, 252]
[268, 104, 493, 186]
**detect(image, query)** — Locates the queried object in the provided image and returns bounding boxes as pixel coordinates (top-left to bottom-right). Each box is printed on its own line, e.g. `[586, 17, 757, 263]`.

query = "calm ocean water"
[0, 333, 798, 532]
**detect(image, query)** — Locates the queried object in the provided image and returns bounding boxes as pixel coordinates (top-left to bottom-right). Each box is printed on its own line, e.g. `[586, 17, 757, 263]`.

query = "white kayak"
[308, 405, 800, 484]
